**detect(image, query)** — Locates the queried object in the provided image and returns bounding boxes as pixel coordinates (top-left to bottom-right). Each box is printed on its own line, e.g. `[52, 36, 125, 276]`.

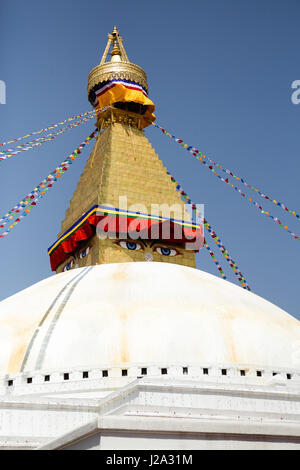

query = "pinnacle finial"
[99, 26, 129, 65]
[110, 26, 122, 60]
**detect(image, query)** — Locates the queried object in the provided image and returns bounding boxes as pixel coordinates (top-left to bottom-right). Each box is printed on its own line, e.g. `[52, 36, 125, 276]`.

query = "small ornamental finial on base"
[99, 26, 129, 65]
[110, 26, 121, 60]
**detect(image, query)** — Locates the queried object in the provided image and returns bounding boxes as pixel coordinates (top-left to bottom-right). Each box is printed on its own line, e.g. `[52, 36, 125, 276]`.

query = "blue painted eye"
[126, 242, 138, 250]
[63, 260, 73, 271]
[79, 247, 90, 259]
[118, 241, 142, 251]
[155, 247, 178, 257]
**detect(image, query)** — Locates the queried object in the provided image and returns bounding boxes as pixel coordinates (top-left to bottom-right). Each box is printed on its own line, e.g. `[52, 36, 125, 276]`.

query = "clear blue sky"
[0, 0, 299, 318]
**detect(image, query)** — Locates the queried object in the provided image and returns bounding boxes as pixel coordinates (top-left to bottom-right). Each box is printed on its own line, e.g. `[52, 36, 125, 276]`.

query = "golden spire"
[88, 26, 149, 102]
[48, 28, 200, 273]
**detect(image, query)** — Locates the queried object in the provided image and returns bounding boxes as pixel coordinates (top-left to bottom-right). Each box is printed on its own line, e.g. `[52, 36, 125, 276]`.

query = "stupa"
[0, 28, 300, 451]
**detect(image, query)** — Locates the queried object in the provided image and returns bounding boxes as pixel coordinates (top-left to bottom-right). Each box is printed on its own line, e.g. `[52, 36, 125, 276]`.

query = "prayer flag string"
[0, 110, 96, 148]
[203, 218, 251, 290]
[204, 242, 227, 280]
[0, 114, 96, 160]
[152, 123, 300, 227]
[0, 130, 98, 237]
[166, 170, 251, 290]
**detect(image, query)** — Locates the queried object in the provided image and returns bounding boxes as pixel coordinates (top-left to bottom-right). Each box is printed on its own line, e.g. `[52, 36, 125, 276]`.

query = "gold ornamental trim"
[88, 62, 148, 95]
[97, 107, 143, 130]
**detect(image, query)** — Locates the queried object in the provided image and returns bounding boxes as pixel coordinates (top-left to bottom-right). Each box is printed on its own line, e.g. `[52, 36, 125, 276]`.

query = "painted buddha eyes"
[116, 240, 179, 256]
[63, 247, 90, 271]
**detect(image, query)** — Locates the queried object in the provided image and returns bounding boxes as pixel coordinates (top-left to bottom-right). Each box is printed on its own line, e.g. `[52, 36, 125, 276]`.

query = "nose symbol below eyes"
[145, 253, 153, 262]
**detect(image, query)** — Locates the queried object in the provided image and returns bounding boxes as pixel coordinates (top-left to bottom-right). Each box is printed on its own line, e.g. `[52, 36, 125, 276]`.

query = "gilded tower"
[48, 27, 203, 273]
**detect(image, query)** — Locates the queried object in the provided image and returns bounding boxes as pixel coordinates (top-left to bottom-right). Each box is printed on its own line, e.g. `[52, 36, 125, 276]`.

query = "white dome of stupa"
[0, 262, 299, 376]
